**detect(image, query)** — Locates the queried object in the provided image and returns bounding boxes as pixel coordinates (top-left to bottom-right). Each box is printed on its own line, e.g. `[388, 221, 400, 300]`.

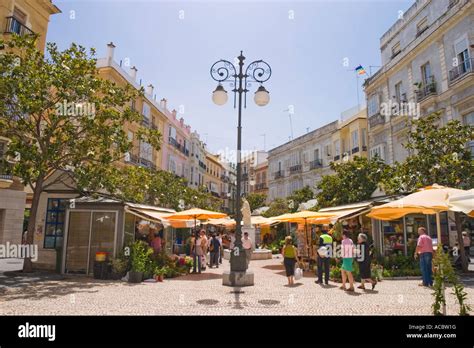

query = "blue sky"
[46, 0, 413, 154]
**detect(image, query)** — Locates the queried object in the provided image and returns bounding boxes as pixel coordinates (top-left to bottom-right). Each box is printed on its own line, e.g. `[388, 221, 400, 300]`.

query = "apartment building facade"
[331, 107, 369, 164]
[0, 0, 60, 52]
[364, 0, 473, 164]
[253, 161, 269, 198]
[268, 121, 338, 201]
[188, 131, 207, 189]
[161, 101, 191, 179]
[241, 151, 268, 197]
[0, 0, 60, 246]
[219, 159, 237, 214]
[267, 107, 368, 201]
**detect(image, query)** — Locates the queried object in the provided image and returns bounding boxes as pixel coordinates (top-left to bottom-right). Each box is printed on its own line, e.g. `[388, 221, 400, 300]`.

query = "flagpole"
[356, 73, 360, 108]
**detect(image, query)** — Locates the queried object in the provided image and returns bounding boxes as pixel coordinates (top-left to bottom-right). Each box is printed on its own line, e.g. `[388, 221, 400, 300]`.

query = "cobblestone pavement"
[1, 256, 473, 315]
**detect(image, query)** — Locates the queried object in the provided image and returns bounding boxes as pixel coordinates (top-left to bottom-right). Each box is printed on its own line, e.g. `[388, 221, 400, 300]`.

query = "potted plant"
[129, 241, 153, 283]
[154, 267, 164, 282]
[109, 253, 128, 280]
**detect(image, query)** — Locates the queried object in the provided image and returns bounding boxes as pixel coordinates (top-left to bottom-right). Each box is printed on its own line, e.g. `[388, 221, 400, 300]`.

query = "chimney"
[146, 84, 154, 97]
[106, 42, 115, 64]
[129, 66, 138, 82]
[160, 98, 167, 110]
[179, 117, 184, 126]
[171, 110, 177, 119]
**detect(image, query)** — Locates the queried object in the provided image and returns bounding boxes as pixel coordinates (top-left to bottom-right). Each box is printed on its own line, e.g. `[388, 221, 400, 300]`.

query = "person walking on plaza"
[200, 230, 208, 270]
[316, 229, 333, 285]
[340, 230, 355, 292]
[242, 232, 253, 267]
[217, 233, 224, 264]
[191, 231, 202, 274]
[356, 233, 377, 290]
[414, 227, 433, 287]
[209, 233, 221, 268]
[282, 236, 298, 286]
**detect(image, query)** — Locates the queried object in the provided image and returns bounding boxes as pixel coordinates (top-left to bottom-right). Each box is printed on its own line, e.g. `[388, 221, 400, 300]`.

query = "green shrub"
[130, 241, 153, 273]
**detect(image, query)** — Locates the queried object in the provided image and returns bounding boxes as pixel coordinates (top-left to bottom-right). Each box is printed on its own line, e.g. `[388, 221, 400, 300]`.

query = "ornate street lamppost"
[210, 51, 271, 286]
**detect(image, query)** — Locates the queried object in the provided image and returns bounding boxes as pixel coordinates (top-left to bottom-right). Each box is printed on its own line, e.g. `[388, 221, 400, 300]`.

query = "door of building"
[64, 211, 117, 274]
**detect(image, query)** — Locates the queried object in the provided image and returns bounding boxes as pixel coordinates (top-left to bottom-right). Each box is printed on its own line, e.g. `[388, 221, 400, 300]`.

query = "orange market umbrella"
[164, 208, 228, 233]
[278, 211, 337, 258]
[367, 184, 467, 243]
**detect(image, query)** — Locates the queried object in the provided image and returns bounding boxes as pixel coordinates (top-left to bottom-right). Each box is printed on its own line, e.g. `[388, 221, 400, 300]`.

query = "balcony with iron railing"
[168, 137, 189, 157]
[309, 159, 322, 170]
[199, 161, 207, 170]
[368, 112, 385, 128]
[449, 58, 473, 84]
[255, 183, 268, 190]
[242, 172, 249, 181]
[351, 147, 359, 154]
[289, 164, 302, 175]
[4, 16, 34, 36]
[333, 155, 340, 161]
[141, 117, 150, 127]
[274, 170, 284, 179]
[415, 77, 437, 102]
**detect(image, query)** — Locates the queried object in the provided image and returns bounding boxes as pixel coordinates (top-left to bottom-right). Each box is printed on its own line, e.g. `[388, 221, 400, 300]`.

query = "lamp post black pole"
[232, 51, 246, 271]
[210, 51, 271, 278]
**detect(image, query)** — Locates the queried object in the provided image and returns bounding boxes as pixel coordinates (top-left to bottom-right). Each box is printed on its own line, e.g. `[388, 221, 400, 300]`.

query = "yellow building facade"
[331, 107, 368, 164]
[0, 0, 60, 52]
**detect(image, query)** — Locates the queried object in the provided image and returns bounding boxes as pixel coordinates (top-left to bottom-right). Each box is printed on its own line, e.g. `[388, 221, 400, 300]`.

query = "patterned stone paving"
[1, 256, 473, 315]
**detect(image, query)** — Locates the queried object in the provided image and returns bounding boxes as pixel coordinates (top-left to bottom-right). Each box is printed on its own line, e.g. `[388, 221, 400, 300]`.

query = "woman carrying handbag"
[282, 236, 299, 286]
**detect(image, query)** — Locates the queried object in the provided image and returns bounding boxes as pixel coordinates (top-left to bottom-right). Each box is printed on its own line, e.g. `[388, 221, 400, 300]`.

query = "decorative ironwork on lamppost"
[210, 51, 271, 279]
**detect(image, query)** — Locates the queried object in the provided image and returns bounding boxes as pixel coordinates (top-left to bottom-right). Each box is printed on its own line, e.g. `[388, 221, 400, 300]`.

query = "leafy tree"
[383, 112, 474, 194]
[315, 156, 389, 209]
[287, 185, 314, 212]
[382, 112, 474, 272]
[96, 166, 221, 211]
[245, 192, 267, 212]
[0, 36, 160, 272]
[262, 198, 290, 218]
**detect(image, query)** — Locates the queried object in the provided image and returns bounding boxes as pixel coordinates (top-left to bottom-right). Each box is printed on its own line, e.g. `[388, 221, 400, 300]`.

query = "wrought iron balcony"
[449, 58, 473, 84]
[415, 77, 437, 102]
[368, 112, 385, 128]
[274, 170, 284, 179]
[199, 161, 206, 170]
[289, 164, 302, 174]
[242, 173, 249, 181]
[4, 16, 34, 36]
[141, 117, 150, 127]
[255, 183, 267, 190]
[309, 159, 322, 170]
[333, 155, 340, 161]
[351, 147, 359, 154]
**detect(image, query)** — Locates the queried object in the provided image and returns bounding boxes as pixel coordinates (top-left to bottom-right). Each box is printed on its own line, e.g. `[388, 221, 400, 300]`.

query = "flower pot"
[128, 271, 143, 283]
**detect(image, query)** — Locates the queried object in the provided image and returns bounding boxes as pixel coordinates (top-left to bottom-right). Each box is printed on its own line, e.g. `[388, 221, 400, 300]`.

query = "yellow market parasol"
[448, 189, 474, 217]
[367, 184, 468, 243]
[277, 211, 337, 258]
[164, 208, 228, 233]
[164, 208, 227, 221]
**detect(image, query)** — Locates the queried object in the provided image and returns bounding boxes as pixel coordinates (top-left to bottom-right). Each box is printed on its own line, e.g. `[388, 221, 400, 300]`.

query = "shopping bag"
[294, 266, 303, 280]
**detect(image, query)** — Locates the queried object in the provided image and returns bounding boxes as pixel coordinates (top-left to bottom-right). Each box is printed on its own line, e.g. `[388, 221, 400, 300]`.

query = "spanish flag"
[355, 65, 366, 75]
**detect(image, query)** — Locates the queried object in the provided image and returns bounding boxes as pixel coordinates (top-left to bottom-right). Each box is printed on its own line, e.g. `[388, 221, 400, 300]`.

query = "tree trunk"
[22, 177, 43, 273]
[454, 212, 468, 273]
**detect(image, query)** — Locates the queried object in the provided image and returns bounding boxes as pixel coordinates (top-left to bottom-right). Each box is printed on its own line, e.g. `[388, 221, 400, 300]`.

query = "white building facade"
[364, 0, 474, 164]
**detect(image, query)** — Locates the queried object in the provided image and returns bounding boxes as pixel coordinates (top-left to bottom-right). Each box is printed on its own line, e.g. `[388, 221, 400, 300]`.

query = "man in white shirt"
[242, 232, 253, 267]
